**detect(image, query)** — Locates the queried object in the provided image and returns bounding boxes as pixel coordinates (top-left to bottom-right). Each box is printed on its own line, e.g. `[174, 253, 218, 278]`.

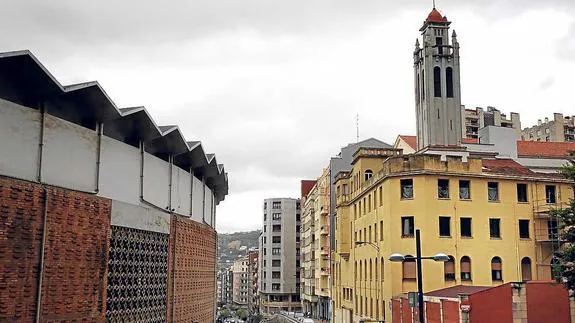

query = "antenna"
[356, 114, 359, 143]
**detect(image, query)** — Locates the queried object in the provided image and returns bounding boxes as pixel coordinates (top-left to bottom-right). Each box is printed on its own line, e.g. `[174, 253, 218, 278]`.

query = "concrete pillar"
[459, 295, 470, 323]
[511, 282, 528, 323]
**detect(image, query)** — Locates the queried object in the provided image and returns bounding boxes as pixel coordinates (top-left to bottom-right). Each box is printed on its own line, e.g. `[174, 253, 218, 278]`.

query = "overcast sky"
[3, 0, 574, 232]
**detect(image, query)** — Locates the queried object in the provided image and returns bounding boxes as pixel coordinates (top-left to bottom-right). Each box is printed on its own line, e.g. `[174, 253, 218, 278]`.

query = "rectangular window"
[379, 187, 383, 206]
[272, 260, 281, 267]
[489, 218, 501, 238]
[460, 218, 472, 237]
[263, 237, 266, 244]
[272, 201, 281, 209]
[517, 184, 528, 203]
[272, 236, 281, 243]
[272, 271, 281, 279]
[263, 248, 267, 255]
[438, 179, 450, 199]
[264, 225, 266, 232]
[519, 220, 530, 239]
[272, 225, 281, 232]
[401, 179, 414, 199]
[272, 213, 281, 220]
[488, 182, 499, 202]
[546, 185, 556, 204]
[401, 216, 414, 237]
[439, 216, 451, 237]
[369, 225, 372, 242]
[272, 283, 280, 291]
[374, 223, 378, 242]
[380, 221, 383, 241]
[459, 180, 470, 200]
[272, 248, 281, 255]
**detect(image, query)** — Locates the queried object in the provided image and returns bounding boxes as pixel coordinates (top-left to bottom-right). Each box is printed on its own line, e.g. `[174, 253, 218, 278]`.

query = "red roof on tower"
[426, 8, 449, 23]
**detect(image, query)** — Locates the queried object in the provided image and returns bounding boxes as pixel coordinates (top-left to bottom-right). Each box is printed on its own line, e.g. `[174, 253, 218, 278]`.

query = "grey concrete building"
[522, 113, 575, 142]
[413, 9, 463, 150]
[462, 106, 521, 140]
[259, 198, 301, 314]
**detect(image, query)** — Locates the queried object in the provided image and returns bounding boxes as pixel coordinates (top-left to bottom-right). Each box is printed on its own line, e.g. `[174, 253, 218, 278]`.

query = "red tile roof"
[482, 158, 534, 175]
[426, 285, 491, 298]
[425, 8, 449, 23]
[301, 180, 316, 198]
[399, 135, 417, 150]
[517, 141, 575, 158]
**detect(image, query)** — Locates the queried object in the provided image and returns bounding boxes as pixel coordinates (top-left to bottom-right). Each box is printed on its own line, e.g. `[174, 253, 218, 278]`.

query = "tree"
[220, 308, 232, 318]
[237, 309, 249, 320]
[551, 161, 575, 291]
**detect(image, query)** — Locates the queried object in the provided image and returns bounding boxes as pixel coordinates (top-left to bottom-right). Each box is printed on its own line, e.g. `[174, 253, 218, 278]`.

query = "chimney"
[544, 117, 549, 123]
[538, 119, 542, 126]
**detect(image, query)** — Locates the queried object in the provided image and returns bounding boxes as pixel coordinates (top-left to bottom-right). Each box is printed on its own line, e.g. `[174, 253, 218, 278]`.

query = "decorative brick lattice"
[106, 226, 168, 322]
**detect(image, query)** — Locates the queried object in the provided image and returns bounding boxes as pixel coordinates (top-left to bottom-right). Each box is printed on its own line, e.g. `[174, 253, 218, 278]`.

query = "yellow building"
[331, 148, 572, 322]
[301, 168, 331, 320]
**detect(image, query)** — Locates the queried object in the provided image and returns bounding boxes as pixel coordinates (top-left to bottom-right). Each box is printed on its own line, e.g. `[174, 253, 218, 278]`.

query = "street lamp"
[354, 241, 382, 322]
[389, 229, 448, 323]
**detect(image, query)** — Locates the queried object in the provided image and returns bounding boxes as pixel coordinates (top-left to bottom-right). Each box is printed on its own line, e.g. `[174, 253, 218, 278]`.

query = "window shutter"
[461, 259, 471, 272]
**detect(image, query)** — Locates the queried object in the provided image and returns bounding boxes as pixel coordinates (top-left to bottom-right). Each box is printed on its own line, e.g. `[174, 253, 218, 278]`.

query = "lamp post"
[389, 229, 449, 323]
[354, 240, 381, 322]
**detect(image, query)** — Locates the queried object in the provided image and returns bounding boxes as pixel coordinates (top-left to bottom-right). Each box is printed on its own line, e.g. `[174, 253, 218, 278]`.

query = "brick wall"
[167, 215, 217, 323]
[0, 176, 111, 322]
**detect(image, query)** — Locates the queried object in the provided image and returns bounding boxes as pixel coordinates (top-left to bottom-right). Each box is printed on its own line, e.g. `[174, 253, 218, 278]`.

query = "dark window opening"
[491, 257, 502, 281]
[546, 185, 556, 204]
[439, 216, 451, 237]
[434, 66, 441, 97]
[400, 179, 414, 199]
[438, 179, 449, 199]
[402, 216, 414, 237]
[488, 182, 499, 202]
[446, 67, 453, 98]
[460, 218, 472, 237]
[490, 219, 501, 238]
[459, 180, 470, 199]
[422, 70, 425, 99]
[517, 184, 528, 203]
[273, 225, 281, 232]
[444, 256, 455, 281]
[436, 37, 443, 55]
[521, 257, 532, 281]
[461, 256, 472, 281]
[519, 220, 530, 239]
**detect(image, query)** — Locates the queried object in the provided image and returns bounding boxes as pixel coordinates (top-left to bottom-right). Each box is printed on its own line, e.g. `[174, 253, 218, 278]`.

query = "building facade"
[0, 51, 228, 323]
[233, 257, 250, 306]
[248, 249, 260, 314]
[332, 149, 571, 322]
[220, 267, 234, 304]
[522, 113, 575, 142]
[301, 170, 331, 319]
[259, 198, 302, 314]
[462, 106, 520, 140]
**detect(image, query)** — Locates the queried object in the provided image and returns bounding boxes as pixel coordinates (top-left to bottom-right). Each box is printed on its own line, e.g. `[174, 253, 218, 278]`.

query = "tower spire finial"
[433, 0, 436, 8]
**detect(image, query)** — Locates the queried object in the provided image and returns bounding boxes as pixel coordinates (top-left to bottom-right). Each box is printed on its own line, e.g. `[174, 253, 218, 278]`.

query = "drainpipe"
[189, 167, 194, 217]
[37, 103, 46, 182]
[35, 187, 49, 323]
[94, 122, 102, 193]
[202, 177, 206, 224]
[168, 155, 173, 211]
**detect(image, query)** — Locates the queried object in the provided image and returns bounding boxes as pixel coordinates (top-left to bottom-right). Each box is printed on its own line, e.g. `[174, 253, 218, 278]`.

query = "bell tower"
[414, 7, 462, 150]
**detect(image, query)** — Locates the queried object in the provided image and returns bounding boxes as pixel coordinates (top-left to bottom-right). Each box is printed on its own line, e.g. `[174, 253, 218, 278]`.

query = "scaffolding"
[533, 198, 568, 278]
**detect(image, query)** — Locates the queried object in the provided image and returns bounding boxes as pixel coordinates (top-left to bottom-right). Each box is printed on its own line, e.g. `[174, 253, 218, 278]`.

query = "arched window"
[434, 66, 441, 97]
[491, 257, 503, 281]
[355, 261, 358, 279]
[422, 70, 425, 99]
[364, 259, 367, 281]
[369, 259, 373, 281]
[446, 67, 454, 98]
[375, 258, 378, 281]
[444, 255, 455, 281]
[461, 256, 472, 281]
[358, 261, 362, 280]
[381, 257, 385, 281]
[365, 169, 373, 182]
[521, 257, 532, 281]
[403, 255, 416, 280]
[416, 73, 420, 103]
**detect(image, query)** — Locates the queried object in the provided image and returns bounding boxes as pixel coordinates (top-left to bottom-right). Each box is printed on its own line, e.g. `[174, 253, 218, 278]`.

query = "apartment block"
[248, 249, 260, 314]
[332, 149, 571, 322]
[300, 168, 331, 320]
[259, 198, 302, 314]
[233, 257, 250, 305]
[462, 106, 520, 140]
[522, 113, 575, 142]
